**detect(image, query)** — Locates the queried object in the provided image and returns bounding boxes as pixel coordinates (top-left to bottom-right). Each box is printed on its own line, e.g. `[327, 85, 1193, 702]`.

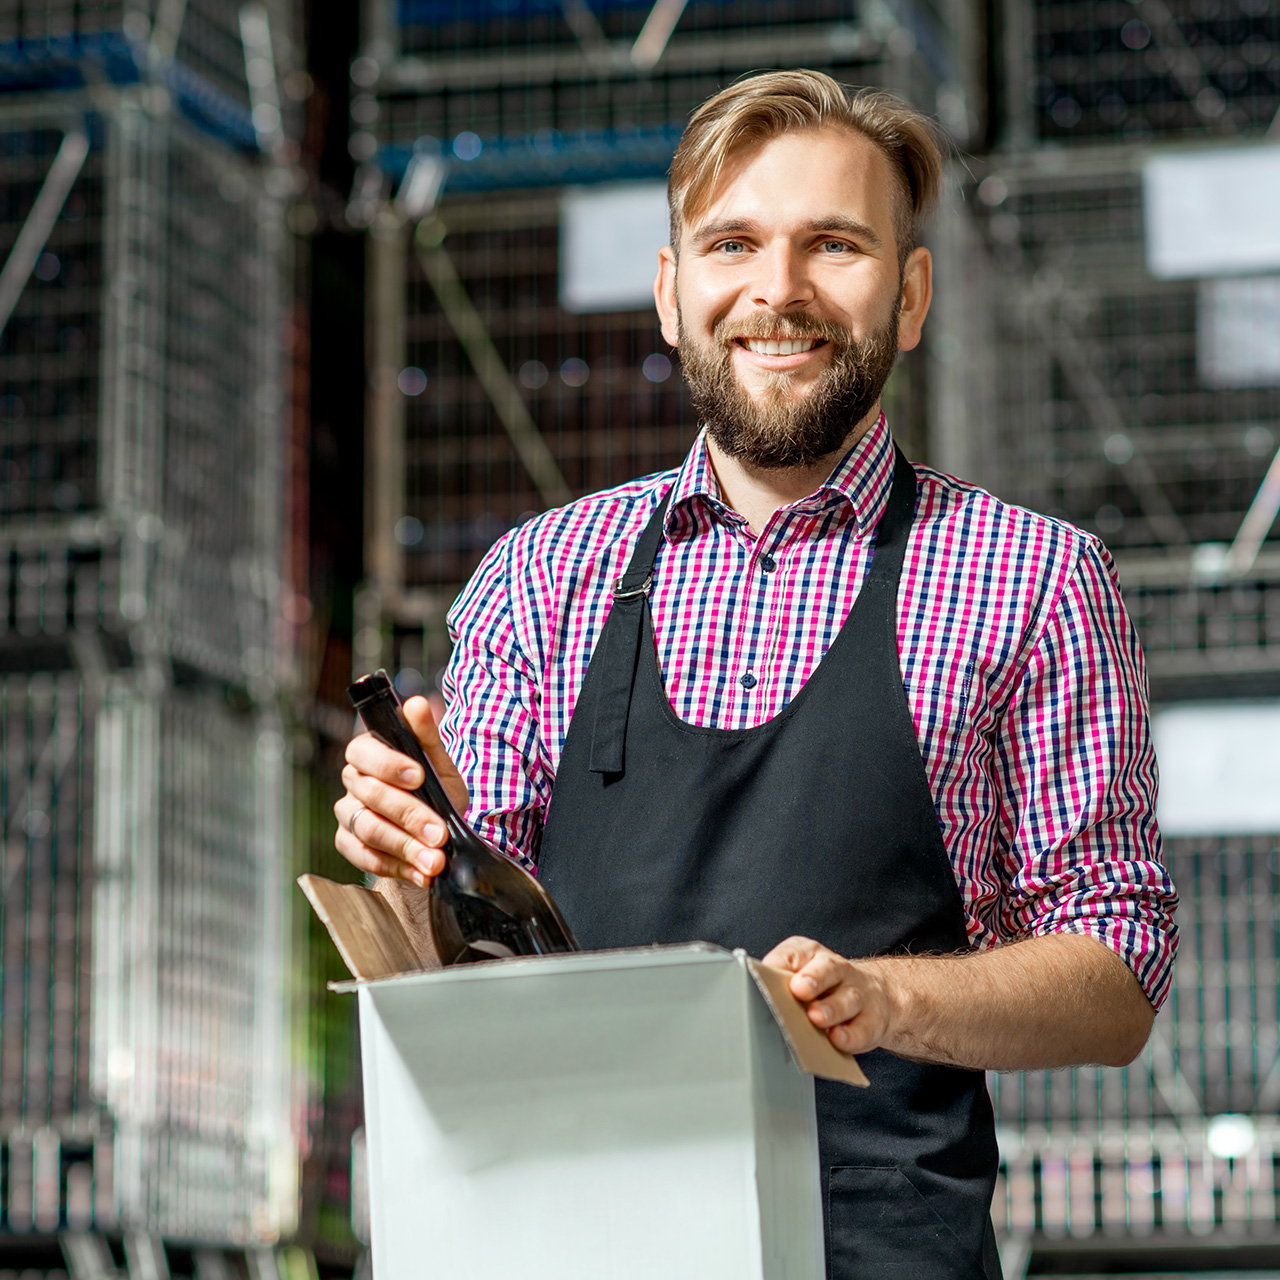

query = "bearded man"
[335, 70, 1177, 1280]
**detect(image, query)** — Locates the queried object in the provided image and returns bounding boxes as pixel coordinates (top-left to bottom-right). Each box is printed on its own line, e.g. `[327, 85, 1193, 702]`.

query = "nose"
[749, 241, 814, 313]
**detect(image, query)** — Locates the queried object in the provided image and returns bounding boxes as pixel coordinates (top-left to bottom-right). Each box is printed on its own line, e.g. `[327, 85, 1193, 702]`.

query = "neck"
[704, 407, 881, 536]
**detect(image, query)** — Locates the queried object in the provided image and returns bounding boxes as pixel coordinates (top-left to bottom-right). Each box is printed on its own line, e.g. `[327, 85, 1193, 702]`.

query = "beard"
[677, 301, 901, 470]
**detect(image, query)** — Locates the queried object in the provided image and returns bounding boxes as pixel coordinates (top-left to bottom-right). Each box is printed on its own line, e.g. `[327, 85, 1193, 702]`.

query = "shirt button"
[759, 553, 776, 572]
[740, 672, 757, 689]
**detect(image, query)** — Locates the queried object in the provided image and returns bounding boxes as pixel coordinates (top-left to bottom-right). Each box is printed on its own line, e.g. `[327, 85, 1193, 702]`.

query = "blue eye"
[821, 240, 849, 253]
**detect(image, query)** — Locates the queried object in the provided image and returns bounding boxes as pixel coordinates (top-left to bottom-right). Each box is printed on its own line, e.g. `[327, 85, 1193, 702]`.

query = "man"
[335, 70, 1176, 1280]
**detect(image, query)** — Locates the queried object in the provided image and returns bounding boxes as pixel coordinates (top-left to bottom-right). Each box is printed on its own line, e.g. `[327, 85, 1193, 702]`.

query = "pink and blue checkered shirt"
[441, 415, 1177, 1007]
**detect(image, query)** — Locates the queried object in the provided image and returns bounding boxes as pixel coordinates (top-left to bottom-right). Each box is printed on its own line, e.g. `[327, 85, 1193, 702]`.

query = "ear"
[895, 246, 933, 353]
[654, 244, 680, 347]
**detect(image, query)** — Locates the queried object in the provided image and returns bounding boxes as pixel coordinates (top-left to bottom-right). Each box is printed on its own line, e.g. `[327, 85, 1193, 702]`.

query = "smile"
[737, 338, 825, 356]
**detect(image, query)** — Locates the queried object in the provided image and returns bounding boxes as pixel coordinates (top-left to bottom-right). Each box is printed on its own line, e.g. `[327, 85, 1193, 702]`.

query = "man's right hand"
[334, 694, 470, 888]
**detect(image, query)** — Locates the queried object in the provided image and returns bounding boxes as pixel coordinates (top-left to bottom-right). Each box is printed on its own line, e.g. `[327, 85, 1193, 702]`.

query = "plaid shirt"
[442, 415, 1177, 1007]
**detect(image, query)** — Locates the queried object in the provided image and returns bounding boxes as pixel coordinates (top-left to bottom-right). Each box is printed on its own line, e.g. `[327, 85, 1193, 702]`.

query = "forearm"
[864, 932, 1155, 1071]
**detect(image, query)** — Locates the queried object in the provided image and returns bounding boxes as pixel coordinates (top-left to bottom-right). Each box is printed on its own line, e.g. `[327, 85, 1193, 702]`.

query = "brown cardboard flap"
[744, 958, 870, 1088]
[298, 874, 438, 981]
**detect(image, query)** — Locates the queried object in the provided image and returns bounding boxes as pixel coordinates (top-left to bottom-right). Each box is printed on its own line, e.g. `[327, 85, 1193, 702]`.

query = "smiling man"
[335, 71, 1176, 1280]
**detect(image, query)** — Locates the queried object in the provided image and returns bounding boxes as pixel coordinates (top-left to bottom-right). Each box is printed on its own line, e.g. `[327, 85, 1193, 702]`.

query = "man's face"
[654, 126, 932, 470]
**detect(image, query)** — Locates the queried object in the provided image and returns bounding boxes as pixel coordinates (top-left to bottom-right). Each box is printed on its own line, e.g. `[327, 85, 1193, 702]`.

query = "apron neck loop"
[589, 489, 672, 774]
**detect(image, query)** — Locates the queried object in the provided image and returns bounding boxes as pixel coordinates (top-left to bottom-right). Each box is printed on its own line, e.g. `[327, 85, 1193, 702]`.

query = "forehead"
[684, 126, 902, 239]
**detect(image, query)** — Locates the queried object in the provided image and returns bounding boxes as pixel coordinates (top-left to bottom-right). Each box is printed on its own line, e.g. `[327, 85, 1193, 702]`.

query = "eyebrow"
[689, 214, 885, 253]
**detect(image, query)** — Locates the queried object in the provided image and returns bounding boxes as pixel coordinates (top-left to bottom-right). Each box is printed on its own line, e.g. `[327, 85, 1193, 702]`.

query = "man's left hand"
[762, 936, 900, 1055]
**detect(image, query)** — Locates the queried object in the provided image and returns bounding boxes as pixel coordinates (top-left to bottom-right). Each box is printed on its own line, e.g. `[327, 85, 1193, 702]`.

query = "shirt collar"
[662, 413, 896, 542]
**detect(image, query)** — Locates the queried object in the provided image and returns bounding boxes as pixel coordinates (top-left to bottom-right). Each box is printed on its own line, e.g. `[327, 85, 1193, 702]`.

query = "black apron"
[538, 448, 1001, 1280]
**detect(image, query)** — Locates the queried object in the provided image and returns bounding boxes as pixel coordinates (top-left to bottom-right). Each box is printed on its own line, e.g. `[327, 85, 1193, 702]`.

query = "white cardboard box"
[301, 875, 867, 1280]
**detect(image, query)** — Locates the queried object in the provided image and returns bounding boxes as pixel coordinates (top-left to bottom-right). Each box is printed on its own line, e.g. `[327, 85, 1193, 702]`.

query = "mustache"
[714, 313, 852, 347]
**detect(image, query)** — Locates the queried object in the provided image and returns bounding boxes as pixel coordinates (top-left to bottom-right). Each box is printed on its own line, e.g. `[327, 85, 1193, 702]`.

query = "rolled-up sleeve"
[993, 539, 1178, 1009]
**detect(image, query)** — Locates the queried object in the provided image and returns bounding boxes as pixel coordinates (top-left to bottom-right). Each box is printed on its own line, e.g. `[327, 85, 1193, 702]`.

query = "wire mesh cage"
[386, 0, 883, 61]
[0, 673, 94, 1142]
[394, 195, 691, 599]
[961, 156, 1279, 550]
[360, 33, 957, 171]
[1028, 0, 1280, 144]
[0, 672, 296, 1241]
[0, 94, 285, 689]
[92, 678, 295, 1242]
[990, 833, 1280, 1238]
[0, 117, 105, 520]
[932, 151, 1280, 682]
[0, 0, 293, 114]
[353, 0, 973, 191]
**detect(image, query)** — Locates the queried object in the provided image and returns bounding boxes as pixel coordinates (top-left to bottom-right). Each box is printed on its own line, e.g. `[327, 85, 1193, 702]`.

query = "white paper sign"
[1197, 276, 1280, 388]
[560, 181, 671, 313]
[1153, 700, 1280, 833]
[1144, 147, 1280, 280]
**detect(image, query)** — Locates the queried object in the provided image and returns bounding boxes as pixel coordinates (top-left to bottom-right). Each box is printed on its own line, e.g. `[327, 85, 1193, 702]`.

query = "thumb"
[402, 694, 470, 814]
[761, 935, 820, 973]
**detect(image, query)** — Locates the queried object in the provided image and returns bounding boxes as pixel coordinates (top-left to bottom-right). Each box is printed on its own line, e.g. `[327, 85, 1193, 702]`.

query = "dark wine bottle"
[347, 669, 580, 963]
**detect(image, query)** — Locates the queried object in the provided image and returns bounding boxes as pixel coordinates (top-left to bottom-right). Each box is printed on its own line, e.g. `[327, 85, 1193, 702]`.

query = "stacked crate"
[934, 145, 1280, 695]
[0, 77, 295, 1255]
[357, 0, 976, 667]
[991, 835, 1280, 1242]
[1022, 0, 1280, 144]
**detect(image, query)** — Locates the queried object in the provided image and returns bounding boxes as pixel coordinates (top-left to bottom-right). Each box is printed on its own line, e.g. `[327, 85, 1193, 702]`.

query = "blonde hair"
[668, 69, 946, 268]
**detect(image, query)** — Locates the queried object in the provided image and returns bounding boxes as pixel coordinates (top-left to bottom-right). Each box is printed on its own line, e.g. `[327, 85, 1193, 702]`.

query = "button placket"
[750, 527, 794, 717]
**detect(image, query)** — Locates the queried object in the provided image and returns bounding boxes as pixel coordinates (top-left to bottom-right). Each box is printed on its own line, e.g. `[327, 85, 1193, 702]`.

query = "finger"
[762, 936, 822, 973]
[827, 1013, 880, 1056]
[334, 822, 433, 887]
[825, 996, 891, 1055]
[805, 980, 865, 1029]
[336, 796, 445, 880]
[341, 764, 447, 847]
[791, 949, 848, 1001]
[346, 730, 426, 789]
[403, 695, 470, 813]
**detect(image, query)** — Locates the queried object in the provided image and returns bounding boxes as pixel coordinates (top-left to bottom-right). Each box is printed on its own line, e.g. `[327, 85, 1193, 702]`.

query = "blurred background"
[0, 1, 1278, 1278]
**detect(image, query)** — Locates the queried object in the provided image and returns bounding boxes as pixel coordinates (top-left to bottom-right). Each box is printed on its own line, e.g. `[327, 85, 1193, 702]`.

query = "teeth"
[743, 338, 818, 356]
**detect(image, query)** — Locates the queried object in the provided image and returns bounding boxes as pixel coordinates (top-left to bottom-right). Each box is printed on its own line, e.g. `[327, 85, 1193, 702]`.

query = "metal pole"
[631, 0, 690, 70]
[0, 127, 90, 339]
[413, 217, 573, 511]
[1226, 444, 1280, 577]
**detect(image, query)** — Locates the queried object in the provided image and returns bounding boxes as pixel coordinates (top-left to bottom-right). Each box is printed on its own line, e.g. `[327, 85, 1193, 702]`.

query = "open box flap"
[740, 954, 869, 1088]
[299, 874, 867, 1087]
[298, 873, 437, 982]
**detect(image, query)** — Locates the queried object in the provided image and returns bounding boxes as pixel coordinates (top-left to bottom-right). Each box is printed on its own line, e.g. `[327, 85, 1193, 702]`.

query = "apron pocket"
[826, 1165, 987, 1280]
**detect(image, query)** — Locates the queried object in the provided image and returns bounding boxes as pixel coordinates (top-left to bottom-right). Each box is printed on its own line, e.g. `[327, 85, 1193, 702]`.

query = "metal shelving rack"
[922, 0, 1280, 1271]
[932, 142, 1280, 697]
[0, 3, 300, 1257]
[355, 0, 980, 678]
[988, 833, 1280, 1273]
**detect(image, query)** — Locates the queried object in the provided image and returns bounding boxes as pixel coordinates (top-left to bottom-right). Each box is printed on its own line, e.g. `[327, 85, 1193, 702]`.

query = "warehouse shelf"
[0, 0, 286, 117]
[376, 123, 684, 195]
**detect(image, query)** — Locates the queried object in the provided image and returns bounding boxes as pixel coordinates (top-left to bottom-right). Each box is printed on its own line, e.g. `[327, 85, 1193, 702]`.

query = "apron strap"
[863, 444, 918, 588]
[589, 489, 673, 774]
